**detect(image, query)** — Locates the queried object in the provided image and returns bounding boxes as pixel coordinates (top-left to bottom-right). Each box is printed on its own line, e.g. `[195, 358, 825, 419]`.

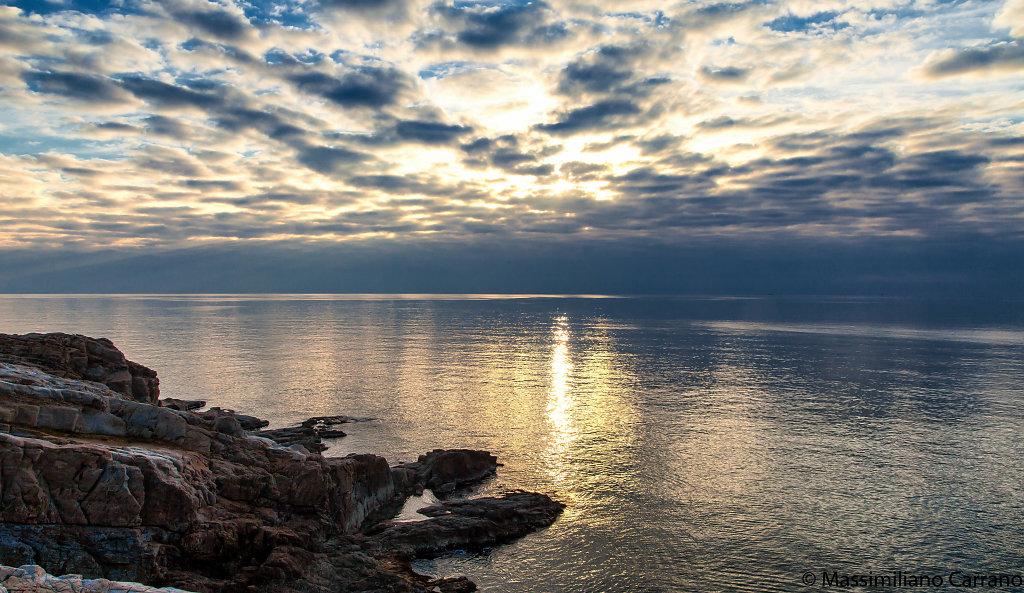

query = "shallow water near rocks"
[2, 294, 1023, 592]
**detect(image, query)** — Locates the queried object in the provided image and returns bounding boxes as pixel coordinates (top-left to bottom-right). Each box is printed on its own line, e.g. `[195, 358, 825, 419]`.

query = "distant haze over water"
[2, 294, 1022, 592]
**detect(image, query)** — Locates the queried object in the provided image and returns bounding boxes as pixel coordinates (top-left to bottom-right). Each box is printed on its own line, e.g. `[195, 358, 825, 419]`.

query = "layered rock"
[0, 334, 563, 592]
[0, 334, 158, 404]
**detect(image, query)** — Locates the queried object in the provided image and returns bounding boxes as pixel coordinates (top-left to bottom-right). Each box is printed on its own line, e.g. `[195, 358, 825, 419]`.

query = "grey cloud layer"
[0, 0, 1022, 253]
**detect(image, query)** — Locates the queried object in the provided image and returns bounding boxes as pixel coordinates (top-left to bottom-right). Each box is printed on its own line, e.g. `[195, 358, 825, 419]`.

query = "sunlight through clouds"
[0, 0, 1021, 291]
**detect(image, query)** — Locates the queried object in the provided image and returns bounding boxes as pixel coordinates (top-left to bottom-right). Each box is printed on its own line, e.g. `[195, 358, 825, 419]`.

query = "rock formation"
[0, 334, 158, 404]
[0, 564, 193, 592]
[0, 333, 563, 593]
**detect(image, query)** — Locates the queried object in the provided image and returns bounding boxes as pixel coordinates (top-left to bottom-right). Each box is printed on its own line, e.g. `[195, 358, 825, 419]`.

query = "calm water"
[2, 295, 1023, 592]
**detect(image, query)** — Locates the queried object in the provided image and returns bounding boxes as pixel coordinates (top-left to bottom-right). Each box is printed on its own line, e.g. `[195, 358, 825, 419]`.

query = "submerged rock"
[0, 333, 563, 592]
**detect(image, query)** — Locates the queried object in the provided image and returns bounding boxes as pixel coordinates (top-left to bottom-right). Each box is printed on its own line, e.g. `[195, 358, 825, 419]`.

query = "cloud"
[534, 99, 642, 135]
[428, 0, 569, 50]
[766, 11, 847, 33]
[119, 76, 222, 108]
[171, 5, 251, 40]
[699, 65, 751, 83]
[458, 132, 560, 175]
[560, 161, 606, 180]
[994, 0, 1024, 37]
[394, 119, 472, 143]
[288, 66, 411, 108]
[696, 114, 791, 130]
[22, 70, 132, 103]
[0, 0, 1022, 281]
[922, 40, 1024, 77]
[556, 45, 646, 96]
[143, 115, 193, 138]
[318, 0, 406, 13]
[296, 144, 370, 174]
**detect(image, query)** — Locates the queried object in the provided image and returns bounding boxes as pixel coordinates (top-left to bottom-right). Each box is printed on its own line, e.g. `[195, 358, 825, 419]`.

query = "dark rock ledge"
[0, 333, 564, 593]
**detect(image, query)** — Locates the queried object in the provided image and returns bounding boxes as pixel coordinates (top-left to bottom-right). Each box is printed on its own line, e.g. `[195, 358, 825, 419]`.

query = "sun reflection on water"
[545, 315, 576, 483]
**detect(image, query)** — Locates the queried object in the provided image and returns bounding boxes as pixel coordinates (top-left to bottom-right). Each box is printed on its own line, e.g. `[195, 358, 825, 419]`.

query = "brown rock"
[0, 334, 159, 404]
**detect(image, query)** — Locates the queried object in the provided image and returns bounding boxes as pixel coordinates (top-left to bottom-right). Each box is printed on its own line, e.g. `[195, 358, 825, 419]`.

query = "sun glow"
[546, 315, 576, 482]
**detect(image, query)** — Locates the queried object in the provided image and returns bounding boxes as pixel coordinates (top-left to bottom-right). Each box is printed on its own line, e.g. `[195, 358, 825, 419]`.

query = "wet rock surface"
[0, 333, 562, 592]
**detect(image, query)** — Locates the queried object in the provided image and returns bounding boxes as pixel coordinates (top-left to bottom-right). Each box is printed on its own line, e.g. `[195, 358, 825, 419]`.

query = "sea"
[1, 294, 1023, 593]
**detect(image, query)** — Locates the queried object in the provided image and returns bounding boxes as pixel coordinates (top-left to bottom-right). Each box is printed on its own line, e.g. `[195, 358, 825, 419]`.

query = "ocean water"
[1, 294, 1023, 592]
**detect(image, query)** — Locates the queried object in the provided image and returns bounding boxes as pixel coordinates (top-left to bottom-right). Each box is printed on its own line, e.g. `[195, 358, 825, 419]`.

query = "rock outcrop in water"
[0, 333, 563, 593]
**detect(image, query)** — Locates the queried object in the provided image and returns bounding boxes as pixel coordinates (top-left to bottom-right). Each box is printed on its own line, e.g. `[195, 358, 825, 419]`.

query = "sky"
[0, 0, 1021, 294]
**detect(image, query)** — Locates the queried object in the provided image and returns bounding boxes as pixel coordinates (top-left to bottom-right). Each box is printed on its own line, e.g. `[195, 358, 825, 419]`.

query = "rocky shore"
[0, 333, 563, 593]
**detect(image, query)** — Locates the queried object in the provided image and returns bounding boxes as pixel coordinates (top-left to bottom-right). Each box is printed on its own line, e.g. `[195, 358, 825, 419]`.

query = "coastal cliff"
[0, 333, 563, 593]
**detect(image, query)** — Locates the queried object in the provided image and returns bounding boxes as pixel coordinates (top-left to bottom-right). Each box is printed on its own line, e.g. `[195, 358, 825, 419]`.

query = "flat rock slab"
[372, 491, 565, 557]
[300, 415, 373, 428]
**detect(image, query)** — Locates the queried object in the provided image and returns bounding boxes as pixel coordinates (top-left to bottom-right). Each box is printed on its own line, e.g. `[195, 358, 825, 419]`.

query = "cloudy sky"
[0, 0, 1021, 293]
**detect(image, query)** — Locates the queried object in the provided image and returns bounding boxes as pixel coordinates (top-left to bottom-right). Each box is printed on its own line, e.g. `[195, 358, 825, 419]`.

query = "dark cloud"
[925, 41, 1024, 77]
[119, 76, 221, 108]
[180, 38, 257, 63]
[94, 121, 137, 132]
[608, 166, 718, 196]
[394, 119, 472, 143]
[348, 174, 415, 190]
[906, 150, 989, 172]
[555, 44, 664, 102]
[460, 137, 493, 154]
[534, 99, 642, 135]
[347, 173, 455, 196]
[288, 67, 409, 108]
[697, 114, 792, 130]
[296, 145, 369, 174]
[634, 134, 682, 155]
[23, 70, 129, 103]
[143, 115, 191, 138]
[559, 60, 632, 94]
[182, 179, 242, 191]
[699, 66, 750, 83]
[60, 166, 104, 177]
[172, 7, 250, 40]
[491, 150, 535, 167]
[318, 0, 404, 12]
[458, 133, 560, 175]
[212, 107, 287, 134]
[430, 0, 568, 49]
[698, 115, 739, 129]
[681, 1, 761, 30]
